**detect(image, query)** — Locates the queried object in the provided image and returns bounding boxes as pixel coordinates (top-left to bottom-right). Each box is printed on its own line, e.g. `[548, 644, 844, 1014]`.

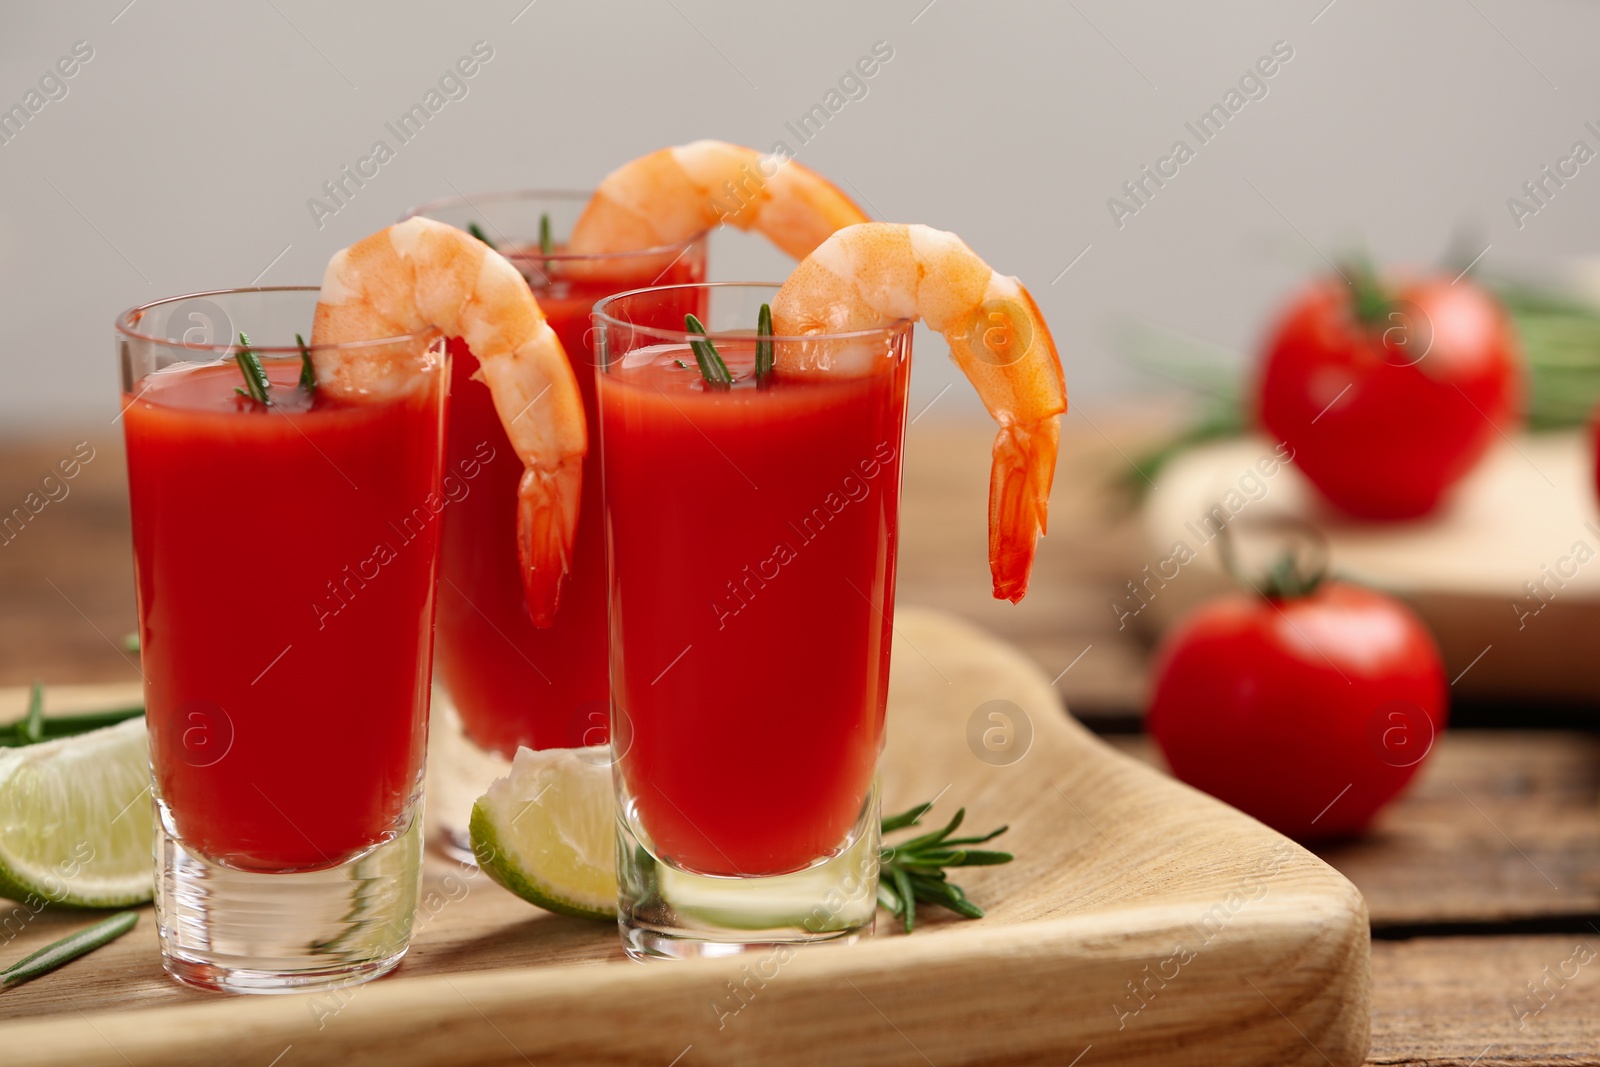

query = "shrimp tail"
[989, 416, 1059, 602]
[516, 460, 583, 627]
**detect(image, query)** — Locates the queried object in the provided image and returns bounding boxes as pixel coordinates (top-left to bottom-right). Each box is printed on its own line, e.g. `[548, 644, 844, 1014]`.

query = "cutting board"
[0, 608, 1369, 1066]
[1140, 432, 1600, 701]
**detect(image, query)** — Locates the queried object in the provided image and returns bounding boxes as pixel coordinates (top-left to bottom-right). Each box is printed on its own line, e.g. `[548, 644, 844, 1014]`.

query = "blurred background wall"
[2, 0, 1599, 427]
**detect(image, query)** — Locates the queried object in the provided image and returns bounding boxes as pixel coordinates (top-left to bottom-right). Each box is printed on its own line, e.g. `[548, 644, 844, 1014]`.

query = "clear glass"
[117, 288, 443, 992]
[403, 192, 708, 862]
[592, 283, 913, 959]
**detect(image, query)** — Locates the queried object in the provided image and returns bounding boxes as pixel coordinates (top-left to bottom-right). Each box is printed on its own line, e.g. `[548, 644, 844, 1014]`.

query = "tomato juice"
[599, 337, 911, 876]
[124, 358, 445, 872]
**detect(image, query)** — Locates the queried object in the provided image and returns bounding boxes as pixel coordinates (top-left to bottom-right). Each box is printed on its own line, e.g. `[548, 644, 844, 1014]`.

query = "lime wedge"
[0, 718, 153, 908]
[469, 746, 615, 920]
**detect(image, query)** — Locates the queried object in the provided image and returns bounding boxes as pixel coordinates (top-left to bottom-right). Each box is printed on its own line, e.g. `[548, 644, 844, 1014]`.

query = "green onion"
[539, 213, 553, 257]
[684, 314, 732, 387]
[467, 222, 497, 250]
[1, 911, 139, 989]
[755, 302, 774, 382]
[296, 333, 316, 395]
[233, 332, 272, 406]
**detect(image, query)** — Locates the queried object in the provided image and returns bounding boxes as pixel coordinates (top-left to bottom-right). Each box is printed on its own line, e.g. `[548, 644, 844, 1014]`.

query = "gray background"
[3, 0, 1598, 428]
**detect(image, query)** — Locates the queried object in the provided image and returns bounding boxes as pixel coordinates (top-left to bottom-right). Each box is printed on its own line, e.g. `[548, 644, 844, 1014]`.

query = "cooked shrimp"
[310, 215, 585, 625]
[771, 222, 1066, 602]
[568, 140, 868, 261]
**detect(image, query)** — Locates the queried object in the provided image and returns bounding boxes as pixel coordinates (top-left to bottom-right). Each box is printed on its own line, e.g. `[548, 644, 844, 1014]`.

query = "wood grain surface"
[0, 610, 1370, 1066]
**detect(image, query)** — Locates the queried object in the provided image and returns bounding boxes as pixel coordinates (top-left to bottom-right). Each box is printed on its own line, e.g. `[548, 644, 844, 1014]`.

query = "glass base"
[616, 781, 880, 961]
[425, 685, 509, 866]
[154, 803, 422, 994]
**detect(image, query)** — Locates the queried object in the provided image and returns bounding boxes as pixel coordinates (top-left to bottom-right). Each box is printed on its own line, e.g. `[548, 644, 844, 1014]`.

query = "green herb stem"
[878, 801, 1013, 933]
[684, 314, 732, 387]
[4, 682, 145, 748]
[755, 303, 774, 382]
[296, 333, 317, 395]
[233, 332, 272, 406]
[467, 222, 497, 250]
[1, 911, 139, 989]
[20, 681, 43, 745]
[539, 213, 553, 257]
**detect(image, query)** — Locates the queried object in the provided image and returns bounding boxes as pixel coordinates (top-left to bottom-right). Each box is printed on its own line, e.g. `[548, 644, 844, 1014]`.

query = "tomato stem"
[1342, 258, 1395, 329]
[1215, 519, 1329, 600]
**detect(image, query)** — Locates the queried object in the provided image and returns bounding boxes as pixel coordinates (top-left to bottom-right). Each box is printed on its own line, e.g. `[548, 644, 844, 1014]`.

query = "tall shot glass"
[592, 283, 912, 959]
[118, 288, 444, 992]
[404, 192, 707, 859]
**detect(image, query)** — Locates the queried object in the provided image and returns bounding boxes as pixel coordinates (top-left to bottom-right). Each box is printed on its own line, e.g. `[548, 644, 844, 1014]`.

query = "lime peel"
[469, 745, 615, 921]
[0, 717, 153, 909]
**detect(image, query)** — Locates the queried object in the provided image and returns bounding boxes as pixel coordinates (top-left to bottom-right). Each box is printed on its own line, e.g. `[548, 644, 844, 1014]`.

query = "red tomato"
[1147, 581, 1447, 842]
[1257, 274, 1520, 519]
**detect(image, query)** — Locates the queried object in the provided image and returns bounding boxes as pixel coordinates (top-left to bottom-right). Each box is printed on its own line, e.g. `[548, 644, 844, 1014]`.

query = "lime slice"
[0, 718, 153, 908]
[469, 746, 615, 920]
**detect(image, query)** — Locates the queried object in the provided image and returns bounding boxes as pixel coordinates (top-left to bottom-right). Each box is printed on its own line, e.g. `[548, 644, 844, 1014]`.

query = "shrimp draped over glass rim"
[309, 215, 585, 626]
[771, 222, 1067, 602]
[568, 140, 868, 261]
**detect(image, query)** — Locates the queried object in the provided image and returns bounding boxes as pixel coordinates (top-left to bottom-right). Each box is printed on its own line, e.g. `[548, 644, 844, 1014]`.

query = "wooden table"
[2, 418, 1596, 1065]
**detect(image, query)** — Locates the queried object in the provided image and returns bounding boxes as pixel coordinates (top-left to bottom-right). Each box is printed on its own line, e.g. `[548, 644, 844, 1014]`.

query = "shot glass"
[404, 192, 707, 860]
[592, 283, 913, 959]
[118, 287, 445, 992]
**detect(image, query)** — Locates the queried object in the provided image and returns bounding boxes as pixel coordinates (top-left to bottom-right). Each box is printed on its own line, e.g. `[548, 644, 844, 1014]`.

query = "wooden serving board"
[1140, 432, 1600, 702]
[0, 609, 1369, 1066]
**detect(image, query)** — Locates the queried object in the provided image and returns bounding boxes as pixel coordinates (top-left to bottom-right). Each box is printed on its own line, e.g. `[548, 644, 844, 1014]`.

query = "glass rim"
[591, 282, 914, 345]
[114, 286, 434, 355]
[403, 188, 711, 265]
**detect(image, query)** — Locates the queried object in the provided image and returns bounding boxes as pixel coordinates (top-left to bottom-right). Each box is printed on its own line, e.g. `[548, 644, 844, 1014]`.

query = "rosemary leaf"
[467, 222, 497, 250]
[296, 333, 316, 394]
[756, 302, 774, 382]
[20, 681, 43, 745]
[684, 314, 732, 387]
[881, 802, 934, 833]
[893, 808, 968, 853]
[1, 911, 139, 989]
[233, 332, 272, 406]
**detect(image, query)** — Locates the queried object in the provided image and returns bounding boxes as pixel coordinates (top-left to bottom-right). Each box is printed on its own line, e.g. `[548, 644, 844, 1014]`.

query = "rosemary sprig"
[296, 333, 316, 395]
[466, 221, 497, 250]
[3, 683, 144, 748]
[756, 302, 774, 382]
[877, 802, 1012, 933]
[1, 911, 139, 990]
[233, 332, 272, 406]
[684, 314, 732, 387]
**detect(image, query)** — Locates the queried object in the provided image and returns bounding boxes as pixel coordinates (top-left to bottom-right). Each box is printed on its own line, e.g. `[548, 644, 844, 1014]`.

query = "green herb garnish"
[673, 359, 688, 368]
[467, 221, 497, 250]
[684, 314, 732, 387]
[233, 332, 271, 406]
[877, 801, 1012, 933]
[1, 911, 139, 989]
[3, 683, 145, 748]
[19, 681, 43, 745]
[755, 302, 774, 382]
[539, 213, 553, 257]
[296, 333, 316, 395]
